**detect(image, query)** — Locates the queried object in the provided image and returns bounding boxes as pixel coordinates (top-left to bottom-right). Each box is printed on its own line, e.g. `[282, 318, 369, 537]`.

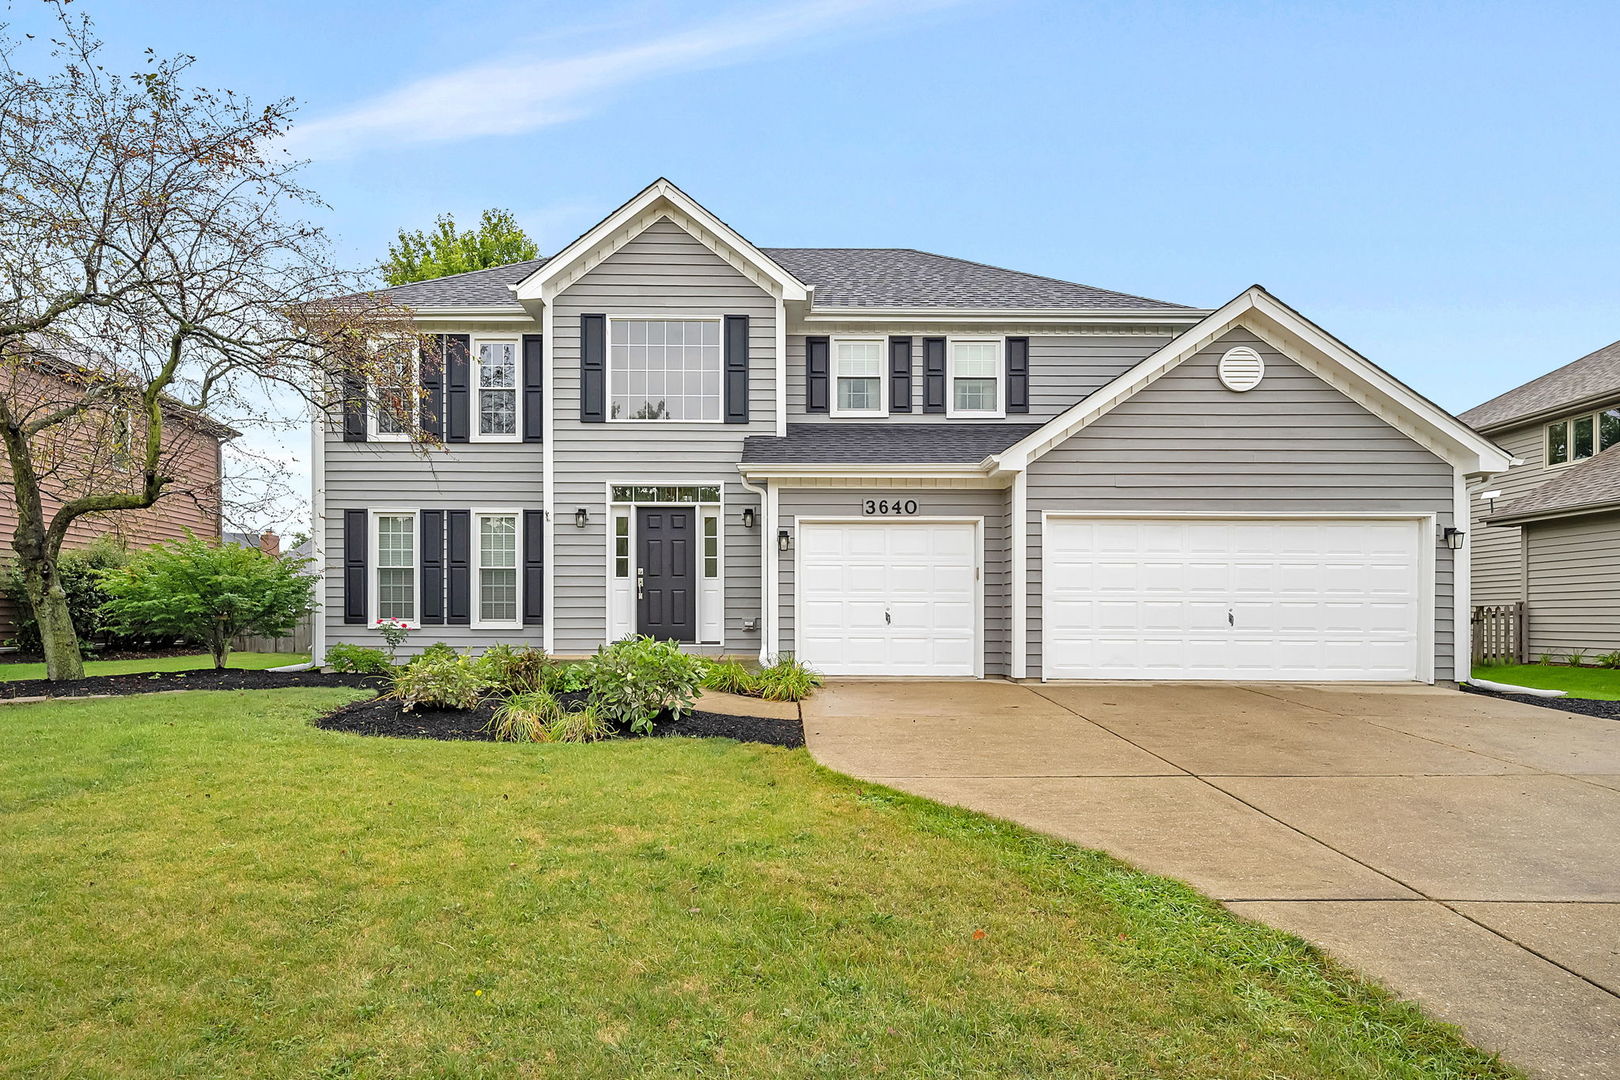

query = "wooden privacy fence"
[232, 610, 313, 655]
[1471, 603, 1526, 666]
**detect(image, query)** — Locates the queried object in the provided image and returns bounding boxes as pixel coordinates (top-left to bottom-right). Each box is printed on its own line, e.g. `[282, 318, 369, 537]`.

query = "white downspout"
[1010, 468, 1027, 680]
[738, 473, 771, 665]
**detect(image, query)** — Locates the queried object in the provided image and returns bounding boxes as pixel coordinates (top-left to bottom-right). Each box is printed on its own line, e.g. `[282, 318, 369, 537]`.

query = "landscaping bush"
[98, 536, 314, 669]
[478, 643, 550, 693]
[489, 691, 611, 743]
[702, 658, 758, 696]
[325, 642, 390, 674]
[541, 660, 590, 695]
[410, 641, 459, 666]
[582, 636, 705, 734]
[1598, 651, 1620, 670]
[1567, 649, 1588, 667]
[753, 656, 823, 702]
[392, 654, 494, 711]
[1, 536, 134, 653]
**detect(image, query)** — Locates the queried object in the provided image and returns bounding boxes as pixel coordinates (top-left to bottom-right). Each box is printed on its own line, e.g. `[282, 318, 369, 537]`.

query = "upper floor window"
[948, 338, 1004, 418]
[475, 340, 519, 440]
[370, 344, 416, 441]
[1547, 407, 1620, 466]
[374, 512, 417, 623]
[832, 338, 886, 415]
[609, 317, 721, 422]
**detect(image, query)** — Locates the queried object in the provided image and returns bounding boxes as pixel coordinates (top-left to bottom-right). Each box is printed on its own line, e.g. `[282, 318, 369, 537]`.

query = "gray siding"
[550, 218, 773, 653]
[1523, 511, 1620, 656]
[1023, 327, 1458, 681]
[1467, 424, 1544, 605]
[783, 331, 1174, 421]
[775, 485, 1012, 676]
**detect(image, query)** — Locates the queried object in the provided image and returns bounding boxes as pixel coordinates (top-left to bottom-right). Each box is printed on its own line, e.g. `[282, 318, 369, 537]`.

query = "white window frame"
[946, 336, 1006, 419]
[829, 336, 888, 417]
[1545, 406, 1620, 468]
[368, 345, 417, 442]
[606, 315, 726, 425]
[370, 508, 419, 627]
[471, 337, 522, 443]
[471, 507, 523, 630]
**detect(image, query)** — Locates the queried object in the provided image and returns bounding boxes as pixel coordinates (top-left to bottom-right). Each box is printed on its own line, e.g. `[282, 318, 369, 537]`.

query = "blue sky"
[29, 0, 1620, 528]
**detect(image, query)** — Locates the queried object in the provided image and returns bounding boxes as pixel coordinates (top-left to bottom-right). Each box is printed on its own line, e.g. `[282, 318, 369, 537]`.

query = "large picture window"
[1546, 407, 1620, 466]
[948, 339, 1003, 417]
[475, 340, 518, 439]
[375, 512, 416, 623]
[832, 338, 885, 415]
[475, 512, 520, 627]
[609, 318, 722, 421]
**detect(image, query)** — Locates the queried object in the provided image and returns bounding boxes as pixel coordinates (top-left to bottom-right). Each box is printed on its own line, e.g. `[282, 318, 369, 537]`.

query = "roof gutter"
[1485, 497, 1620, 527]
[799, 308, 1210, 324]
[737, 461, 999, 481]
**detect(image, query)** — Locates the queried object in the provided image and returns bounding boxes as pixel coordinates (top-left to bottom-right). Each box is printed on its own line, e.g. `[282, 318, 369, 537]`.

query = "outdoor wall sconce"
[574, 507, 589, 529]
[1440, 526, 1465, 549]
[742, 507, 756, 529]
[777, 528, 791, 552]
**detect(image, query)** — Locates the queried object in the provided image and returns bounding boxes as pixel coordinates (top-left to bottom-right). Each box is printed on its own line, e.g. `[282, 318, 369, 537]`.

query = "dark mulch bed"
[1460, 682, 1620, 720]
[0, 645, 200, 665]
[0, 667, 387, 701]
[313, 693, 805, 749]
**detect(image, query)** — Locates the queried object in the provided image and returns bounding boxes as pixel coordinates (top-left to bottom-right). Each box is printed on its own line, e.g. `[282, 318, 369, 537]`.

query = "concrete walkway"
[803, 681, 1620, 1080]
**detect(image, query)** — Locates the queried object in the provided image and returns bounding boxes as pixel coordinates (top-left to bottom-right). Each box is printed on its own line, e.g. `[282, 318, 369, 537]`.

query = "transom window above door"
[1546, 408, 1620, 466]
[948, 339, 1003, 417]
[474, 340, 518, 440]
[609, 318, 722, 421]
[832, 338, 886, 415]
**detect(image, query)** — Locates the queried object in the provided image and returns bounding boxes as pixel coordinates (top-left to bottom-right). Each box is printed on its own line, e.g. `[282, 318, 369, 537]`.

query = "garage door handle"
[885, 610, 891, 625]
[1228, 608, 1235, 627]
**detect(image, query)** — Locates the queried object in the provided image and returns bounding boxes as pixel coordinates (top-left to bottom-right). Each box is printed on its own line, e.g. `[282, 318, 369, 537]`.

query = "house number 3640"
[862, 498, 919, 516]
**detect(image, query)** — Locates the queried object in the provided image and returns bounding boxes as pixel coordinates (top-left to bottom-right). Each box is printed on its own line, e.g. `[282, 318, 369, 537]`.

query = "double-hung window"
[609, 317, 722, 421]
[948, 338, 1004, 418]
[832, 338, 886, 415]
[1546, 407, 1620, 466]
[370, 342, 416, 440]
[374, 512, 417, 624]
[475, 512, 520, 628]
[474, 340, 519, 440]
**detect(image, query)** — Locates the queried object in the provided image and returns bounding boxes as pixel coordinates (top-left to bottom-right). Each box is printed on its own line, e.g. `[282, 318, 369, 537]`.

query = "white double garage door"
[796, 517, 1425, 680]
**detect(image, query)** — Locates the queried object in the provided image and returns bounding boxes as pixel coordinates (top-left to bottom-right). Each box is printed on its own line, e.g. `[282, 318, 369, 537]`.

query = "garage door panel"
[1045, 518, 1422, 681]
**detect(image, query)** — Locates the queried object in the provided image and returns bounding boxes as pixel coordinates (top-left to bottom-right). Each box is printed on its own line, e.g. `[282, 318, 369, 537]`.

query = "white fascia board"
[514, 179, 809, 303]
[800, 308, 1210, 324]
[736, 461, 999, 482]
[403, 307, 534, 321]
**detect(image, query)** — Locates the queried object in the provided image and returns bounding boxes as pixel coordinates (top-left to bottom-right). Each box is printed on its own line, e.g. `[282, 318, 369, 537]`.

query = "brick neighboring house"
[0, 358, 238, 642]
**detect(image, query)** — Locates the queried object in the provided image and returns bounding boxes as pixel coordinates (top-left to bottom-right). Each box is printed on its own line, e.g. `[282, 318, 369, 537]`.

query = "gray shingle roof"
[365, 248, 1191, 313]
[742, 423, 1041, 464]
[1461, 338, 1620, 432]
[1486, 444, 1620, 523]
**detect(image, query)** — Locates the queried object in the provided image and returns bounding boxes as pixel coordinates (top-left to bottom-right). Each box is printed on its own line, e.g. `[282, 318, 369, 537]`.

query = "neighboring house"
[1461, 340, 1620, 657]
[224, 529, 282, 557]
[313, 179, 1508, 681]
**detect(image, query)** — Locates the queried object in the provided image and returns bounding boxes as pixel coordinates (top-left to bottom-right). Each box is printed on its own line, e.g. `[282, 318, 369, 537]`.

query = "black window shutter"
[724, 315, 750, 423]
[521, 334, 544, 441]
[342, 510, 367, 623]
[341, 374, 367, 441]
[420, 336, 445, 438]
[1006, 337, 1030, 414]
[522, 509, 544, 625]
[922, 337, 947, 413]
[580, 314, 606, 423]
[805, 336, 830, 413]
[420, 510, 445, 625]
[446, 510, 471, 625]
[889, 336, 913, 413]
[445, 334, 470, 443]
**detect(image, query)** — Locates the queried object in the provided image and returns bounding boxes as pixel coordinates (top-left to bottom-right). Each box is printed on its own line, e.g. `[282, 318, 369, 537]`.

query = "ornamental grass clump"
[701, 658, 758, 696]
[753, 656, 823, 702]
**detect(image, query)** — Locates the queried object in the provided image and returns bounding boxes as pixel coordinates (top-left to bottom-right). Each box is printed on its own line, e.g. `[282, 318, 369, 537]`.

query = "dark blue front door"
[636, 507, 696, 642]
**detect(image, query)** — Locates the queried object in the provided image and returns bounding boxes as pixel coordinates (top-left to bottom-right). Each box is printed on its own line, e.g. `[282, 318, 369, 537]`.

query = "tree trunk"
[211, 624, 228, 670]
[21, 562, 84, 680]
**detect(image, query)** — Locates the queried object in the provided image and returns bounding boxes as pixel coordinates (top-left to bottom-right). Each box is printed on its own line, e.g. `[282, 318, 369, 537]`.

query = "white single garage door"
[796, 521, 979, 676]
[1043, 517, 1423, 680]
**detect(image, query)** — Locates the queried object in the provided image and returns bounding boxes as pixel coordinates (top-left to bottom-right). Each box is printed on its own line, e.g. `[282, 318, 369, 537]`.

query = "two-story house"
[313, 179, 1509, 681]
[1462, 339, 1620, 657]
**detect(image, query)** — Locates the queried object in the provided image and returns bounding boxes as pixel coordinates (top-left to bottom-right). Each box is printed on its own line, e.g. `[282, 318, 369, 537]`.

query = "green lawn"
[0, 689, 1517, 1079]
[1474, 663, 1620, 700]
[0, 651, 303, 681]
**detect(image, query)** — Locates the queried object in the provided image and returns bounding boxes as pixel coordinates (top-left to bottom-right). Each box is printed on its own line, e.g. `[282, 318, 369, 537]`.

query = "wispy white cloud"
[285, 0, 959, 159]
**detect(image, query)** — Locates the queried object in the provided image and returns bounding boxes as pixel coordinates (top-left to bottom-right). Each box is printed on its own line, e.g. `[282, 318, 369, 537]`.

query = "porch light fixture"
[742, 507, 756, 529]
[1440, 526, 1465, 550]
[574, 507, 588, 529]
[777, 528, 791, 552]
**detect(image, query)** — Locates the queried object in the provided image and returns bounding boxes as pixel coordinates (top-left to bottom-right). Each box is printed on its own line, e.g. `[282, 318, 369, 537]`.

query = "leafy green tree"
[382, 209, 539, 285]
[99, 537, 314, 670]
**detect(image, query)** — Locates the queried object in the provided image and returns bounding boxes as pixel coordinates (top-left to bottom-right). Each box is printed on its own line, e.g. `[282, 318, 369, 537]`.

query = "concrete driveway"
[803, 681, 1620, 1080]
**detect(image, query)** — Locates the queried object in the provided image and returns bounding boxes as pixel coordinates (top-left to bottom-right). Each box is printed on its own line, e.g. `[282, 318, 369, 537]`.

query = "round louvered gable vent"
[1217, 346, 1265, 392]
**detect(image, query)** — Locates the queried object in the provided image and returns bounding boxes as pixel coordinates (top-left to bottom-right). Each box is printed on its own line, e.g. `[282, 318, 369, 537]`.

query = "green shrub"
[1, 536, 134, 652]
[1538, 652, 1556, 666]
[753, 656, 823, 702]
[325, 643, 390, 674]
[1567, 649, 1588, 668]
[542, 661, 590, 695]
[1598, 651, 1620, 670]
[487, 690, 566, 742]
[582, 636, 705, 734]
[479, 643, 550, 693]
[410, 641, 459, 666]
[392, 654, 495, 711]
[702, 658, 758, 696]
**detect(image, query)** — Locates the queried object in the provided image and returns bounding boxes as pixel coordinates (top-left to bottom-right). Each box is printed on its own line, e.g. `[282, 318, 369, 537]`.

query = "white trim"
[799, 308, 1210, 324]
[604, 314, 725, 425]
[738, 474, 772, 664]
[369, 508, 421, 629]
[470, 337, 522, 443]
[1453, 470, 1470, 684]
[310, 401, 327, 664]
[1010, 470, 1027, 679]
[828, 335, 889, 418]
[792, 516, 985, 679]
[1037, 511, 1437, 684]
[945, 336, 1006, 419]
[765, 480, 779, 659]
[516, 179, 809, 303]
[400, 307, 534, 321]
[601, 485, 725, 646]
[1542, 408, 1620, 469]
[470, 508, 523, 631]
[541, 300, 555, 653]
[774, 296, 788, 438]
[739, 462, 997, 481]
[367, 346, 416, 442]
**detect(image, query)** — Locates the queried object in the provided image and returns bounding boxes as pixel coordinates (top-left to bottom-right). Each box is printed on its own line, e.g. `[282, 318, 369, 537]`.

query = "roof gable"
[1461, 337, 1620, 433]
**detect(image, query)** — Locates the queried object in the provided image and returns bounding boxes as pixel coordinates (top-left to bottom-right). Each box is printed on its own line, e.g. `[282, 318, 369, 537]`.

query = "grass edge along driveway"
[0, 688, 1520, 1079]
[1474, 662, 1620, 700]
